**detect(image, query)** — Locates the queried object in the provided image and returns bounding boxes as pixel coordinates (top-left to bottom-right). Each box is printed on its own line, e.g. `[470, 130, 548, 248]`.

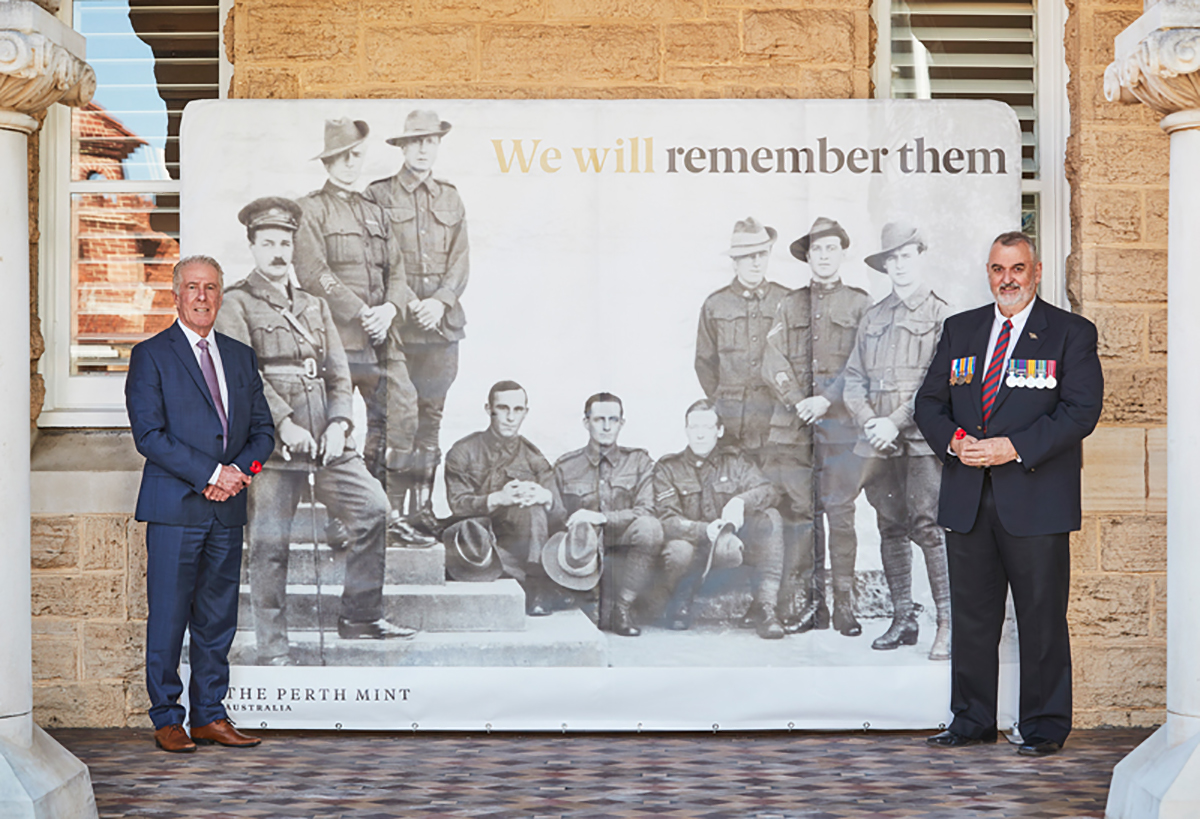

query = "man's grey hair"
[172, 255, 225, 294]
[992, 231, 1039, 264]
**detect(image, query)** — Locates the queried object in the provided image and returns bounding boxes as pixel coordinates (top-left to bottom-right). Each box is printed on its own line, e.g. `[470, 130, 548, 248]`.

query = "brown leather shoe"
[190, 718, 261, 748]
[154, 724, 196, 753]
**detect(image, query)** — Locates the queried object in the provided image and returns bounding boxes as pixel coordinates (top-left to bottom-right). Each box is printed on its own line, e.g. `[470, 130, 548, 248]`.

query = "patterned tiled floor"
[52, 727, 1151, 818]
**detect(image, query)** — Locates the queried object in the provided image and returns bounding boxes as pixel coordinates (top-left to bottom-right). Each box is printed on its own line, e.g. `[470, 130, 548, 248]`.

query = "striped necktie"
[981, 319, 1012, 427]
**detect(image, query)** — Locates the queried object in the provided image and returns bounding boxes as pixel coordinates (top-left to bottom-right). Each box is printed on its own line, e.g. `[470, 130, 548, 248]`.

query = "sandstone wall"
[1067, 0, 1169, 728]
[27, 0, 1172, 729]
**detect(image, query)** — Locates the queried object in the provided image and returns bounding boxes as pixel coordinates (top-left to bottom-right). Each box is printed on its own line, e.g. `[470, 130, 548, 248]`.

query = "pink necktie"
[197, 338, 228, 444]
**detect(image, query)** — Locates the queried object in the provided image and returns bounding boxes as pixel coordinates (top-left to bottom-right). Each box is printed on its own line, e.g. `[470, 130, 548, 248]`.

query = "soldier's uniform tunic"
[653, 447, 784, 614]
[294, 181, 418, 478]
[551, 443, 664, 609]
[365, 165, 468, 473]
[762, 280, 871, 618]
[842, 283, 951, 630]
[216, 271, 391, 661]
[443, 429, 556, 584]
[695, 278, 789, 453]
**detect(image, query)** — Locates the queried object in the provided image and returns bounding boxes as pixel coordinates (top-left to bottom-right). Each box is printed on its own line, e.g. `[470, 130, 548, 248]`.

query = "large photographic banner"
[180, 99, 1021, 730]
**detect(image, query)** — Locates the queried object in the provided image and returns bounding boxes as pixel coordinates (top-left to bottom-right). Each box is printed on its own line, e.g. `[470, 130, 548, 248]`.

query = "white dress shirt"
[984, 295, 1037, 378]
[176, 320, 229, 485]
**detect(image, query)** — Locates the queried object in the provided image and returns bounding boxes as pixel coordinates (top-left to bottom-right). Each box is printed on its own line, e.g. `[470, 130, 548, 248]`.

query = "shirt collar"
[811, 277, 843, 292]
[483, 427, 520, 454]
[399, 164, 435, 194]
[897, 283, 933, 311]
[586, 440, 617, 466]
[176, 319, 211, 348]
[731, 277, 771, 300]
[994, 295, 1037, 337]
[323, 179, 355, 198]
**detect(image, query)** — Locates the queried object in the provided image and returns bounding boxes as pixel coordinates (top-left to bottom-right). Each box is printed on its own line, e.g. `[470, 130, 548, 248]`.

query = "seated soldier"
[550, 393, 664, 637]
[653, 399, 786, 639]
[442, 381, 560, 615]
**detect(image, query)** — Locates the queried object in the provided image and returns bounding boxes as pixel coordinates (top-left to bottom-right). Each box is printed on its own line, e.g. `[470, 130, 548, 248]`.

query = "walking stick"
[305, 461, 328, 667]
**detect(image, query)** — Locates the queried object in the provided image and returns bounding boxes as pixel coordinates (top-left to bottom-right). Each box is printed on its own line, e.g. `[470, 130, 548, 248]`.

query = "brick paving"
[52, 726, 1151, 818]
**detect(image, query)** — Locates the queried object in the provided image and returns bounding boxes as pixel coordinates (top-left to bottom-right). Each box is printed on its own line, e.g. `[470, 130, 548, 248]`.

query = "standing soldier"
[762, 218, 872, 637]
[654, 400, 786, 639]
[442, 381, 560, 616]
[293, 117, 432, 548]
[842, 222, 952, 660]
[694, 217, 800, 632]
[217, 197, 415, 664]
[366, 109, 468, 534]
[550, 393, 664, 637]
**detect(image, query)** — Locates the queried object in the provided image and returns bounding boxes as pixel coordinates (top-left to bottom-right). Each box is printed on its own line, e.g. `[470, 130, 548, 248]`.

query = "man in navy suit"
[126, 255, 275, 753]
[915, 232, 1103, 757]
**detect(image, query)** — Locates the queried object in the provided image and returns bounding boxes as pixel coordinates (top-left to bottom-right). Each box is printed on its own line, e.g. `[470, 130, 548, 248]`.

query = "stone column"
[1104, 2, 1200, 816]
[0, 2, 97, 817]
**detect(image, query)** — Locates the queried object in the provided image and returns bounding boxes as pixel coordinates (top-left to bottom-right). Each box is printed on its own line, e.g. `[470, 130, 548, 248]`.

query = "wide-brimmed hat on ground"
[725, 217, 777, 257]
[864, 221, 926, 272]
[790, 216, 850, 262]
[700, 522, 745, 580]
[443, 519, 504, 582]
[237, 196, 302, 233]
[312, 117, 369, 161]
[541, 523, 602, 591]
[385, 109, 452, 146]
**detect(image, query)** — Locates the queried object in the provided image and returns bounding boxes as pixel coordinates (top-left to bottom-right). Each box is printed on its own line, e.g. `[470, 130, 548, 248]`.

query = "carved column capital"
[0, 0, 94, 134]
[1105, 27, 1200, 115]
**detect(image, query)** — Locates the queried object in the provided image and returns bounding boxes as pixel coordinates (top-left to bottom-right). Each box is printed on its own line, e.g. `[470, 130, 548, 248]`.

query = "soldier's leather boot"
[812, 568, 831, 630]
[665, 572, 701, 630]
[387, 510, 437, 548]
[928, 614, 951, 661]
[831, 582, 862, 637]
[756, 603, 785, 640]
[739, 601, 764, 630]
[611, 603, 641, 637]
[524, 577, 552, 617]
[872, 606, 920, 650]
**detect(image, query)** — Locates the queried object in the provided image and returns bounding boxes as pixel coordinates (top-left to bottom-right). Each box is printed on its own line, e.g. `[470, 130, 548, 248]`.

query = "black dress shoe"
[387, 514, 438, 548]
[926, 729, 998, 748]
[1018, 740, 1062, 757]
[337, 617, 417, 640]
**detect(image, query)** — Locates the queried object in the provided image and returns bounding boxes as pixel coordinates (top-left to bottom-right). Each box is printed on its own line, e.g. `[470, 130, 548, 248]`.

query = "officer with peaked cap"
[762, 217, 872, 637]
[842, 221, 952, 660]
[216, 196, 417, 663]
[365, 109, 468, 538]
[293, 117, 433, 549]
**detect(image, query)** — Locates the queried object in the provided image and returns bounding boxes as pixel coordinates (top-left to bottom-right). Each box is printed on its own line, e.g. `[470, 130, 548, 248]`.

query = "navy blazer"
[126, 322, 275, 527]
[914, 298, 1103, 537]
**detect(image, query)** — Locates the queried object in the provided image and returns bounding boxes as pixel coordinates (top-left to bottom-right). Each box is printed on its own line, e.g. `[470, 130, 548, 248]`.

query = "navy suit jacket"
[914, 298, 1103, 537]
[126, 322, 275, 527]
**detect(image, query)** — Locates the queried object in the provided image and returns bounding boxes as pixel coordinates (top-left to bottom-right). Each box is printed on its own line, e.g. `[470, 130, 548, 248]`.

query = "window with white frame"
[873, 0, 1069, 305]
[39, 0, 225, 426]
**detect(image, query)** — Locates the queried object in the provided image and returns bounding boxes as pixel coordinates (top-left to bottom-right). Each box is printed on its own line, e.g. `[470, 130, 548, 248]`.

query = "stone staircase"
[231, 502, 608, 667]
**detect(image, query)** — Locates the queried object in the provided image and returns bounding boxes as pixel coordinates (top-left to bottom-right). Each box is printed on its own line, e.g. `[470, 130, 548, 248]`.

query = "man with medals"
[915, 231, 1103, 756]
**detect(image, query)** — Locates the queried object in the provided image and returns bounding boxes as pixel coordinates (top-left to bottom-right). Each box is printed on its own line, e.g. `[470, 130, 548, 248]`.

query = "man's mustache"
[270, 258, 287, 267]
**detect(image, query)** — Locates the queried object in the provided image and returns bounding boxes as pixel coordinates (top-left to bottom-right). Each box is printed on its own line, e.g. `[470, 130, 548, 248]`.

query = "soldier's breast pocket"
[561, 479, 598, 508]
[711, 315, 748, 353]
[251, 321, 302, 360]
[431, 205, 463, 249]
[786, 312, 810, 359]
[325, 230, 366, 266]
[386, 202, 417, 233]
[670, 478, 703, 517]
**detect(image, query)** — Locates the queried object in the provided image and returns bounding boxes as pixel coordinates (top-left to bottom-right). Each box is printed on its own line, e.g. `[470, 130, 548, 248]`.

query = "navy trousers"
[145, 519, 243, 730]
[946, 474, 1073, 746]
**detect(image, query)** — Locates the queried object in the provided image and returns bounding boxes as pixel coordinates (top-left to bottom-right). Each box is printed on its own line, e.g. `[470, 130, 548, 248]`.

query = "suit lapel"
[989, 298, 1049, 420]
[168, 323, 220, 419]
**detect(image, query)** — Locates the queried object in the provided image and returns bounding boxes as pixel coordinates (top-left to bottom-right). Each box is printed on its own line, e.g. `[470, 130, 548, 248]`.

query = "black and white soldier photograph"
[179, 99, 1021, 730]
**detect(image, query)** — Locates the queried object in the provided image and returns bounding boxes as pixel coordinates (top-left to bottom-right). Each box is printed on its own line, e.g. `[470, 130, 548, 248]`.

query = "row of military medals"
[1007, 359, 1057, 389]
